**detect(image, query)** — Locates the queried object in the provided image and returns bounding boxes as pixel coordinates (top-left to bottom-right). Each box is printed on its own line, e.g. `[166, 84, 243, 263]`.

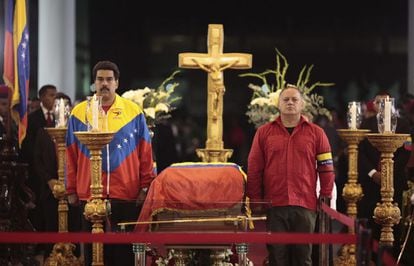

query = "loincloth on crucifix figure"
[191, 59, 240, 121]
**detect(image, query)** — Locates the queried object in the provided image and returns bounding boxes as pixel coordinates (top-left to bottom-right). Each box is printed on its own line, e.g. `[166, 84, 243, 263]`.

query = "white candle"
[92, 94, 99, 131]
[384, 98, 391, 132]
[58, 98, 65, 127]
[350, 102, 357, 129]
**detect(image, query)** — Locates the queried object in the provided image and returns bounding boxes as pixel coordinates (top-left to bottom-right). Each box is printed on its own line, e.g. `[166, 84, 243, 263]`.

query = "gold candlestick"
[44, 127, 82, 266]
[366, 133, 409, 246]
[74, 131, 115, 266]
[334, 129, 370, 266]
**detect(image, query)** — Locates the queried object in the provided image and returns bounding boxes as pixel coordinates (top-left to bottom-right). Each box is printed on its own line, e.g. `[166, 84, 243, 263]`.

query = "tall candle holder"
[74, 131, 115, 266]
[366, 133, 409, 246]
[44, 127, 82, 266]
[335, 129, 370, 266]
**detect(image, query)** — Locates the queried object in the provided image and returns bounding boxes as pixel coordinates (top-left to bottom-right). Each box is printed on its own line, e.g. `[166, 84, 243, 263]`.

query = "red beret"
[366, 99, 375, 112]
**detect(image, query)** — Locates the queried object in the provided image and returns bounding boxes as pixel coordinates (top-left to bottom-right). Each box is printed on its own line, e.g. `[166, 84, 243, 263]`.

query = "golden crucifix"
[179, 24, 252, 162]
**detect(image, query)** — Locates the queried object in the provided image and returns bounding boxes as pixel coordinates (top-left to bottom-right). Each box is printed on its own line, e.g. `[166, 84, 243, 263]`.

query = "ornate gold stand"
[196, 148, 233, 163]
[44, 127, 82, 266]
[366, 133, 409, 246]
[334, 129, 370, 266]
[74, 131, 115, 266]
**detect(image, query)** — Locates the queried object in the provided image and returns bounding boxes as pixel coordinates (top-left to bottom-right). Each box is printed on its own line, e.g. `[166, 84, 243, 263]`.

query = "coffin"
[135, 162, 247, 232]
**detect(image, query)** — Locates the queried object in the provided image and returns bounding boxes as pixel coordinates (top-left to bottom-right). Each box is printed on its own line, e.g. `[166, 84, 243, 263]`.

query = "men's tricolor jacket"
[66, 94, 155, 201]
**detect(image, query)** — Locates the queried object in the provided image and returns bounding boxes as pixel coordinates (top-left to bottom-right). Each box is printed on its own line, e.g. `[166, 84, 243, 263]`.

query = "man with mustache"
[66, 61, 155, 266]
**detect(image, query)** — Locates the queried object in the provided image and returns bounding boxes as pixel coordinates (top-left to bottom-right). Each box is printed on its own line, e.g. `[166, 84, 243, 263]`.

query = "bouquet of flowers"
[122, 70, 181, 127]
[240, 49, 334, 128]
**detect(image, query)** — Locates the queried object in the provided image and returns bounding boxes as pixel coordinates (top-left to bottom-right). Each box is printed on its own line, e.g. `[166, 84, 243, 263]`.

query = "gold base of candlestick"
[335, 129, 370, 266]
[44, 243, 83, 266]
[373, 202, 401, 246]
[367, 133, 409, 246]
[334, 244, 356, 266]
[45, 127, 83, 265]
[84, 198, 108, 225]
[196, 148, 233, 163]
[52, 180, 66, 199]
[74, 131, 115, 266]
[342, 183, 363, 215]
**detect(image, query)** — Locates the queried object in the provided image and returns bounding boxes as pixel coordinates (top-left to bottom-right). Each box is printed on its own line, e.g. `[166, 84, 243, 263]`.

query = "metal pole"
[236, 243, 249, 266]
[133, 243, 146, 266]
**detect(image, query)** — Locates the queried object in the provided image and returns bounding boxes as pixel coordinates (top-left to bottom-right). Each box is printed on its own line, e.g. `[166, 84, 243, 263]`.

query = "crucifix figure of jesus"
[179, 24, 252, 162]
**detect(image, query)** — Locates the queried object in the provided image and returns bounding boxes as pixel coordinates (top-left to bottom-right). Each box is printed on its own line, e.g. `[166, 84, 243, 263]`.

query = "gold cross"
[179, 24, 252, 162]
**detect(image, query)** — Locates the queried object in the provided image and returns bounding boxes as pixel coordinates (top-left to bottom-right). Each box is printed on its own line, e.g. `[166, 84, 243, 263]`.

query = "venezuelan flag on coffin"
[135, 162, 247, 232]
[65, 94, 154, 201]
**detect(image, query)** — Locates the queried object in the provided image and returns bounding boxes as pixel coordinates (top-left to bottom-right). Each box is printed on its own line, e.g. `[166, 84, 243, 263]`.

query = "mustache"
[100, 87, 110, 92]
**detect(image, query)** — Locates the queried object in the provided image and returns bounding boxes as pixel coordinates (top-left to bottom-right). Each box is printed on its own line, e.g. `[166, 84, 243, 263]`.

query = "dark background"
[1, 0, 408, 110]
[0, 0, 410, 164]
[83, 0, 409, 115]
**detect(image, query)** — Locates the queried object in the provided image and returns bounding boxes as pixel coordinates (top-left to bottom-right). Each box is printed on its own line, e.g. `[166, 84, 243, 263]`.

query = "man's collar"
[40, 102, 50, 115]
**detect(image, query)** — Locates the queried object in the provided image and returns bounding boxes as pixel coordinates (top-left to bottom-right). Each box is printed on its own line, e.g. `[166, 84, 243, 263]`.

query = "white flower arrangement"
[122, 70, 181, 127]
[240, 49, 334, 128]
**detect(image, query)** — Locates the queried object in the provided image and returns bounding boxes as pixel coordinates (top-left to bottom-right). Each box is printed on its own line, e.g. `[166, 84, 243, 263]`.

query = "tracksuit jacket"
[66, 94, 155, 201]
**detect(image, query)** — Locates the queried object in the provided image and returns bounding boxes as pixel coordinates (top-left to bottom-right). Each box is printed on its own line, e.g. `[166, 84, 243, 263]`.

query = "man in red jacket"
[247, 84, 335, 266]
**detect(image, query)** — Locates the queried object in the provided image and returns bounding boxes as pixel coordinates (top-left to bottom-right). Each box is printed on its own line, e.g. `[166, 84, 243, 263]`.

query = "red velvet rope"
[372, 239, 398, 266]
[0, 204, 396, 265]
[320, 202, 355, 227]
[0, 232, 355, 244]
[320, 202, 397, 265]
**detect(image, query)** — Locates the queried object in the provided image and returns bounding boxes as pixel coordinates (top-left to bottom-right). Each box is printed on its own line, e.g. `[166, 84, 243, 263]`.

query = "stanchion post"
[356, 218, 372, 266]
[133, 243, 146, 266]
[236, 243, 249, 266]
[318, 197, 332, 266]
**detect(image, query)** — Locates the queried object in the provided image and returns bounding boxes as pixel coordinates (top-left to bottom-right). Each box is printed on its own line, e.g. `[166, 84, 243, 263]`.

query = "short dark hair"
[92, 61, 120, 81]
[38, 84, 57, 98]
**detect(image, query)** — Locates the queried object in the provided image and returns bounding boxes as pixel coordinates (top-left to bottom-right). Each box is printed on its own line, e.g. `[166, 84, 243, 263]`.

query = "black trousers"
[266, 206, 317, 266]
